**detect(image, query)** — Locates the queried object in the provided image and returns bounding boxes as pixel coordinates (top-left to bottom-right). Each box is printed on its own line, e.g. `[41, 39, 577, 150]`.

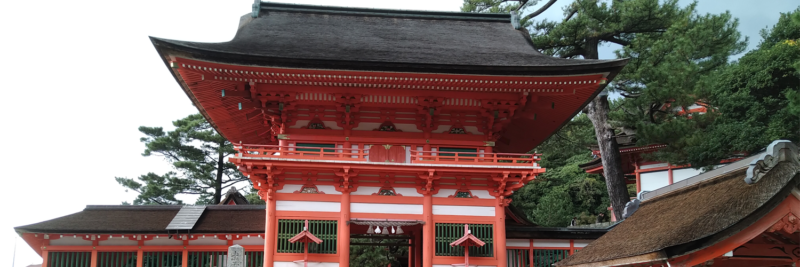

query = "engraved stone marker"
[227, 244, 244, 267]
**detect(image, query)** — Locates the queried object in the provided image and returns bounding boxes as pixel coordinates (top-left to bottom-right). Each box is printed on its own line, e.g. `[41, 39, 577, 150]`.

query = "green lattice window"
[142, 252, 182, 267]
[186, 252, 226, 267]
[48, 252, 91, 267]
[244, 252, 264, 267]
[97, 252, 137, 267]
[507, 249, 530, 267]
[532, 249, 569, 267]
[434, 223, 493, 257]
[277, 219, 337, 254]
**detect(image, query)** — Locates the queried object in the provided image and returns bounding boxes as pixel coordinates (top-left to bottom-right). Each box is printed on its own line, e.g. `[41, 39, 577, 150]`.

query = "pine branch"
[522, 0, 559, 20]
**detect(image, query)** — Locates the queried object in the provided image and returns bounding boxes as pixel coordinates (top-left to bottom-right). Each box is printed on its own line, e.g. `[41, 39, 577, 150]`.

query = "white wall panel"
[351, 203, 422, 214]
[673, 168, 703, 183]
[506, 239, 530, 247]
[352, 186, 381, 195]
[98, 238, 137, 246]
[432, 189, 457, 198]
[277, 185, 303, 194]
[50, 238, 92, 246]
[394, 187, 423, 197]
[144, 238, 183, 246]
[277, 201, 341, 212]
[315, 185, 341, 195]
[189, 238, 227, 246]
[233, 236, 265, 246]
[573, 240, 594, 248]
[640, 170, 670, 191]
[274, 262, 339, 267]
[533, 239, 570, 248]
[471, 190, 493, 199]
[432, 205, 495, 216]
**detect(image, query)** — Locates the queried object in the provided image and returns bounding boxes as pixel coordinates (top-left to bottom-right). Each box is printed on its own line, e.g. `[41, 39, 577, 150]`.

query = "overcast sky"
[1, 1, 796, 266]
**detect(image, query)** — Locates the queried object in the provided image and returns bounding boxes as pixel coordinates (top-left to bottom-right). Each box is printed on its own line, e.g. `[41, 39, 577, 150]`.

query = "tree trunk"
[214, 144, 224, 204]
[585, 96, 629, 221]
[583, 37, 629, 220]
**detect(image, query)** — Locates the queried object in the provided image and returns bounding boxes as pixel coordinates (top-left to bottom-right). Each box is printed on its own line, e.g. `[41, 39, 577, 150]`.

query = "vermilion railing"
[234, 145, 540, 167]
[234, 145, 369, 161]
[411, 151, 540, 166]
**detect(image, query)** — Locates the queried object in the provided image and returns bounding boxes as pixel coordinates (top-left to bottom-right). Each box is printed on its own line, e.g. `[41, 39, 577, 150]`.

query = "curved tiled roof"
[150, 2, 626, 75]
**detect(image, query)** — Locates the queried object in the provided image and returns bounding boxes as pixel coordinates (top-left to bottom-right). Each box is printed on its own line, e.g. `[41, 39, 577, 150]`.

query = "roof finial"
[252, 0, 261, 18]
[510, 11, 521, 29]
[745, 140, 800, 184]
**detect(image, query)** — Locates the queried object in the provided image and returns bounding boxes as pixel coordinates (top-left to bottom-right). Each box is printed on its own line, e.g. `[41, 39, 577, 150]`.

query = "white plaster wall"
[98, 238, 138, 246]
[351, 186, 381, 195]
[274, 262, 339, 267]
[506, 239, 530, 247]
[640, 170, 670, 191]
[432, 189, 456, 198]
[316, 185, 341, 195]
[532, 239, 570, 248]
[144, 238, 183, 246]
[394, 187, 423, 197]
[276, 201, 341, 212]
[233, 236, 265, 246]
[432, 205, 495, 216]
[471, 190, 493, 199]
[50, 238, 92, 246]
[351, 203, 422, 214]
[277, 185, 303, 193]
[673, 168, 703, 183]
[189, 238, 227, 246]
[573, 240, 594, 248]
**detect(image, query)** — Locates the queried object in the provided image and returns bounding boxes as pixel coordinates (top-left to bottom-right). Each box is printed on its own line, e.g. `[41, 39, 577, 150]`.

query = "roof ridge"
[259, 2, 511, 22]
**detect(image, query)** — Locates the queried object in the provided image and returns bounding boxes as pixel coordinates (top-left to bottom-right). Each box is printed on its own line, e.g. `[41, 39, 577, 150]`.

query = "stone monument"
[227, 244, 244, 267]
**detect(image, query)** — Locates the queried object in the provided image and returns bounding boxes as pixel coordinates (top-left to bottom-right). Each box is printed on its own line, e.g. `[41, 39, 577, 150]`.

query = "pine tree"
[116, 114, 249, 204]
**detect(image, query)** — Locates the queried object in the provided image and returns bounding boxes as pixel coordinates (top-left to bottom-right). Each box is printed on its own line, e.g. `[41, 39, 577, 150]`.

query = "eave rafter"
[173, 58, 605, 94]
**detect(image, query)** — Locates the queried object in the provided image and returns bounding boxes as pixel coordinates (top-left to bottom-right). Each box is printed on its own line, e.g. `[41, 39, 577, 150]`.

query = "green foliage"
[664, 9, 800, 168]
[460, 0, 519, 13]
[116, 114, 249, 205]
[349, 240, 407, 267]
[530, 0, 686, 58]
[511, 115, 610, 227]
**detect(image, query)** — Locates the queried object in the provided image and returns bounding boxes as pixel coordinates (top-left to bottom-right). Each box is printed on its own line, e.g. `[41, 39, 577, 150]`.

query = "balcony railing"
[233, 144, 540, 167]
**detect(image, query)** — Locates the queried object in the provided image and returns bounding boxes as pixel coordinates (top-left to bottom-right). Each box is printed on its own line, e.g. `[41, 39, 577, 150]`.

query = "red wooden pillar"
[634, 161, 641, 193]
[423, 193, 433, 267]
[90, 250, 98, 267]
[668, 165, 674, 185]
[136, 249, 143, 267]
[495, 197, 508, 267]
[41, 250, 49, 267]
[264, 195, 277, 267]
[339, 191, 351, 266]
[529, 239, 534, 267]
[181, 249, 188, 267]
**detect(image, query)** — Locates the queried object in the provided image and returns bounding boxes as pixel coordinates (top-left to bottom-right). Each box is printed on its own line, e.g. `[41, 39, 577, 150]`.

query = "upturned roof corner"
[745, 140, 800, 184]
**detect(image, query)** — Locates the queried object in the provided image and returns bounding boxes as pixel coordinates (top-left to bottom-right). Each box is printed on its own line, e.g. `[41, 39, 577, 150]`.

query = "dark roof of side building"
[556, 146, 800, 266]
[150, 2, 626, 76]
[14, 205, 266, 234]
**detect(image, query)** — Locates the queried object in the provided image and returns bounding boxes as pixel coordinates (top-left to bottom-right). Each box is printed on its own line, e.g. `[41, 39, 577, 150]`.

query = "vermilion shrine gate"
[16, 2, 627, 267]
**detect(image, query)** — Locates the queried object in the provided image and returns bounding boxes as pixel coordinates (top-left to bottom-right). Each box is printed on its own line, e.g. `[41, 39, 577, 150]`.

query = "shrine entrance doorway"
[348, 220, 424, 267]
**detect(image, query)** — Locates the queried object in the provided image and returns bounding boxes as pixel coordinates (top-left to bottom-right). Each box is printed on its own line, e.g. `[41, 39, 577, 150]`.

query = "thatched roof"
[557, 142, 800, 266]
